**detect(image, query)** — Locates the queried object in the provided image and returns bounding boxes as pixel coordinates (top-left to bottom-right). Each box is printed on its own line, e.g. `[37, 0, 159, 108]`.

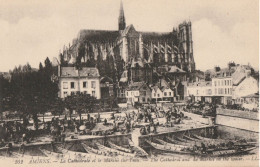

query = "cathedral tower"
[118, 0, 126, 31]
[178, 21, 196, 72]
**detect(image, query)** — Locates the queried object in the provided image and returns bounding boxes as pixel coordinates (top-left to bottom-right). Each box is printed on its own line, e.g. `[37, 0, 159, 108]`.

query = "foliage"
[64, 92, 97, 123]
[50, 98, 65, 116]
[214, 66, 221, 72]
[2, 58, 59, 129]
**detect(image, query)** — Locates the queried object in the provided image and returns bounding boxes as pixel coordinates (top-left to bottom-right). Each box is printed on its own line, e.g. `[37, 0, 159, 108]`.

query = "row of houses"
[187, 65, 259, 107]
[57, 64, 258, 109]
[57, 66, 179, 105]
[125, 80, 175, 105]
[187, 77, 233, 104]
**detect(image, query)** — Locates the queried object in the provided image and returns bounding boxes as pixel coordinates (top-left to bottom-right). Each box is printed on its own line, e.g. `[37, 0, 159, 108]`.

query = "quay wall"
[216, 108, 259, 121]
[217, 125, 258, 141]
[216, 108, 259, 133]
[138, 125, 216, 148]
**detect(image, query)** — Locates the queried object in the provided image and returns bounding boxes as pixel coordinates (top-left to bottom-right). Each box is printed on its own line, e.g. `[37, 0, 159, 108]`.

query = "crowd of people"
[185, 102, 216, 117]
[0, 104, 189, 147]
[109, 106, 187, 135]
[0, 121, 29, 145]
[0, 112, 103, 145]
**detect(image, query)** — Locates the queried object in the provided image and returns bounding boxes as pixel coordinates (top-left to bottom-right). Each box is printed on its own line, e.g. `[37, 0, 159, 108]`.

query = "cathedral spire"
[118, 0, 126, 31]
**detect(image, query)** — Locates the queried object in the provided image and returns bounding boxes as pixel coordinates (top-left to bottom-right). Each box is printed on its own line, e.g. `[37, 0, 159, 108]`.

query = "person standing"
[153, 124, 157, 133]
[146, 125, 150, 134]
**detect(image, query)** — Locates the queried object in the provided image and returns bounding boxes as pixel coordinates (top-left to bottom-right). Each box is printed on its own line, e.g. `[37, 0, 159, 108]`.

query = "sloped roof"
[208, 67, 236, 78]
[240, 65, 252, 70]
[60, 67, 99, 77]
[161, 86, 172, 92]
[232, 75, 246, 86]
[77, 29, 119, 42]
[60, 67, 78, 76]
[168, 65, 186, 73]
[79, 67, 100, 77]
[232, 65, 252, 85]
[100, 76, 113, 83]
[242, 93, 259, 98]
[188, 81, 212, 87]
[151, 85, 164, 93]
[121, 24, 139, 37]
[159, 78, 170, 87]
[153, 85, 173, 92]
[141, 31, 177, 42]
[151, 85, 160, 92]
[127, 82, 148, 91]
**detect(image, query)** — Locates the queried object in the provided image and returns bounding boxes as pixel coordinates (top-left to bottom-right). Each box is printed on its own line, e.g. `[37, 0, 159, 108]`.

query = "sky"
[0, 0, 258, 72]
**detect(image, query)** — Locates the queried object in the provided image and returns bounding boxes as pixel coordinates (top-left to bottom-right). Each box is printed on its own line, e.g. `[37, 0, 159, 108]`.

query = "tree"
[50, 98, 65, 117]
[6, 60, 59, 130]
[64, 95, 73, 121]
[64, 93, 96, 124]
[39, 62, 43, 71]
[8, 68, 40, 129]
[0, 75, 11, 115]
[39, 59, 59, 122]
[44, 57, 52, 74]
[22, 63, 32, 72]
[59, 53, 66, 66]
[214, 66, 221, 72]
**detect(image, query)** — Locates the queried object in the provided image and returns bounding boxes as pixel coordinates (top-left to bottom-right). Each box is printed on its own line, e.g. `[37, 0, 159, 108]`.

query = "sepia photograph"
[0, 0, 259, 166]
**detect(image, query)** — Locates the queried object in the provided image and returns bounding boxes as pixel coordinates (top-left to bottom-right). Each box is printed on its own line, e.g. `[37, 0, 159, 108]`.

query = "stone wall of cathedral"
[60, 21, 195, 74]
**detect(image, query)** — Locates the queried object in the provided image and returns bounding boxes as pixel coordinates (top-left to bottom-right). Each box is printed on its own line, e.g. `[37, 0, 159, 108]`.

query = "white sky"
[0, 0, 258, 72]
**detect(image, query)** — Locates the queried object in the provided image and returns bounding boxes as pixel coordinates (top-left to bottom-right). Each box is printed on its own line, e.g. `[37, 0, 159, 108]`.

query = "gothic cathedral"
[60, 1, 196, 84]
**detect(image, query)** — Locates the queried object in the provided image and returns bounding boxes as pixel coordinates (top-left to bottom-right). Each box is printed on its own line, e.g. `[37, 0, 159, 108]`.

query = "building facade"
[187, 76, 233, 105]
[100, 76, 114, 99]
[211, 77, 233, 105]
[58, 66, 101, 99]
[187, 81, 212, 103]
[232, 76, 259, 104]
[161, 87, 175, 102]
[125, 82, 151, 105]
[187, 64, 258, 105]
[151, 86, 164, 103]
[129, 58, 153, 84]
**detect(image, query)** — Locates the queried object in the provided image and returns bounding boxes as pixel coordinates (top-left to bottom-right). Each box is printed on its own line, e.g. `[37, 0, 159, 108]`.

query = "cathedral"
[60, 1, 196, 84]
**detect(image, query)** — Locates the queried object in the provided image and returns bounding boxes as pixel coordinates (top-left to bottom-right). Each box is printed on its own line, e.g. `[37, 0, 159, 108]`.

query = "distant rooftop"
[188, 81, 212, 87]
[60, 67, 99, 78]
[126, 82, 147, 91]
[168, 65, 186, 73]
[77, 29, 119, 42]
